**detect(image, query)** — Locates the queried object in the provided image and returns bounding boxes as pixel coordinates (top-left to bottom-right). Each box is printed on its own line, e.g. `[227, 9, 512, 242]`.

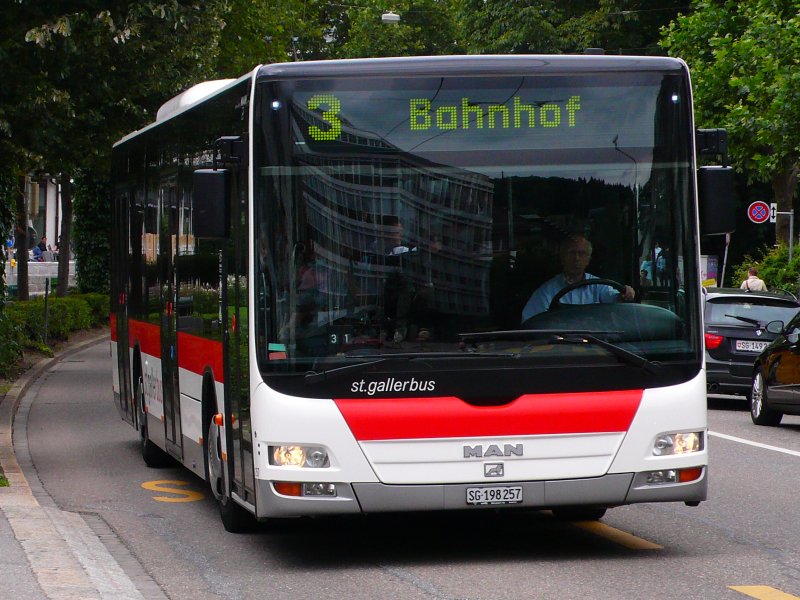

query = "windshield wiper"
[724, 314, 763, 327]
[304, 352, 515, 384]
[459, 329, 623, 343]
[458, 329, 660, 373]
[552, 333, 661, 374]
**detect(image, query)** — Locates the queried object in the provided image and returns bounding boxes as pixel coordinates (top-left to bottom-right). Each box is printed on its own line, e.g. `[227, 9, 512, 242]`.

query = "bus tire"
[136, 376, 170, 468]
[551, 506, 607, 521]
[205, 406, 252, 533]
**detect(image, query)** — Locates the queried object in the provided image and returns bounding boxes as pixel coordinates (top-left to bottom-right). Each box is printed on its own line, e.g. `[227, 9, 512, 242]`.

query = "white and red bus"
[111, 55, 733, 531]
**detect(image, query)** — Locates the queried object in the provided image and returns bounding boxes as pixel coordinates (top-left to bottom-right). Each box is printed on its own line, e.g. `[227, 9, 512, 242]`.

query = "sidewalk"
[0, 332, 164, 600]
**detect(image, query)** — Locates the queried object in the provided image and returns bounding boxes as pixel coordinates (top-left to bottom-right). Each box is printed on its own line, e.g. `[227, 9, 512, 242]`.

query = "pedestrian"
[740, 267, 766, 292]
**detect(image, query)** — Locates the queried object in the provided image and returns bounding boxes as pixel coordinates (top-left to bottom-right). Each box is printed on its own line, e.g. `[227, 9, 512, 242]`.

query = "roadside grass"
[0, 473, 8, 487]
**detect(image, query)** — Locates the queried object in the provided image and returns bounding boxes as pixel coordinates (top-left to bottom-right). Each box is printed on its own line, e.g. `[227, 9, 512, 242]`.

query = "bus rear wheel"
[205, 415, 252, 533]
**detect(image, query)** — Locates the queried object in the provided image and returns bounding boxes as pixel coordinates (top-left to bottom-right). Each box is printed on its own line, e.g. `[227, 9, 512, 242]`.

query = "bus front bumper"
[254, 468, 707, 518]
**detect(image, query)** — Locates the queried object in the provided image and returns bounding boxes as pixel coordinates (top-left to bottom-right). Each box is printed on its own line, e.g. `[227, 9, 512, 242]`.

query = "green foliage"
[732, 245, 800, 296]
[73, 173, 111, 293]
[457, 0, 686, 55]
[4, 296, 95, 345]
[661, 0, 800, 243]
[69, 293, 110, 327]
[0, 310, 24, 378]
[336, 0, 461, 58]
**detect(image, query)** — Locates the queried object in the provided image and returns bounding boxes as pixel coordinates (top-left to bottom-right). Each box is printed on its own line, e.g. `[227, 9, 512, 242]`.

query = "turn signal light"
[273, 482, 302, 496]
[704, 332, 724, 350]
[678, 467, 703, 483]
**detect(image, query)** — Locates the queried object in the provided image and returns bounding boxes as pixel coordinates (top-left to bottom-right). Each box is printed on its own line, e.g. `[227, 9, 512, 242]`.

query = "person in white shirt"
[740, 267, 767, 292]
[521, 234, 635, 322]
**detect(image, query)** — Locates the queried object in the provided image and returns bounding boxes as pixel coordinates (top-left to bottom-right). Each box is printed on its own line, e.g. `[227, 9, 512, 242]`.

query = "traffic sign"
[770, 203, 777, 223]
[747, 201, 771, 224]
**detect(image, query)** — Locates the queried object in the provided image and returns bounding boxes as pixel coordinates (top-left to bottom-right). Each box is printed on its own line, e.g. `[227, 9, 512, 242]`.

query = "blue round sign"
[747, 201, 770, 224]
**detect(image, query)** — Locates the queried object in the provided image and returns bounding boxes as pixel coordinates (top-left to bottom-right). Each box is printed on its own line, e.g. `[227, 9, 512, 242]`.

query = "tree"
[336, 0, 461, 58]
[456, 0, 687, 55]
[662, 0, 800, 244]
[1, 2, 230, 295]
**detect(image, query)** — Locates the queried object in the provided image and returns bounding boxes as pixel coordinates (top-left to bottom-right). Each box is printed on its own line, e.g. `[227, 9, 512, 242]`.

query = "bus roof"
[256, 54, 687, 81]
[114, 55, 687, 147]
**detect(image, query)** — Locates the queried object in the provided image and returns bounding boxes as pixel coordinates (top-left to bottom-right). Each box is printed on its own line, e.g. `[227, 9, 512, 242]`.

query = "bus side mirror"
[192, 169, 229, 239]
[698, 166, 736, 235]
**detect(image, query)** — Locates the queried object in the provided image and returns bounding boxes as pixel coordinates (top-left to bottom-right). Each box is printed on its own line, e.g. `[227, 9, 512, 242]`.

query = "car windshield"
[706, 298, 800, 327]
[253, 69, 700, 377]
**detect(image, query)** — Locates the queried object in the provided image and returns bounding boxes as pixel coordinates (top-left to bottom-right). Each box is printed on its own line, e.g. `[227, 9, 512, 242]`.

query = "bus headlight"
[269, 445, 330, 468]
[652, 432, 703, 456]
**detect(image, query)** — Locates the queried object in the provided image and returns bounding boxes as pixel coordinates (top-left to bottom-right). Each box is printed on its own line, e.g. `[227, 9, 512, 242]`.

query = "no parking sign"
[747, 201, 771, 224]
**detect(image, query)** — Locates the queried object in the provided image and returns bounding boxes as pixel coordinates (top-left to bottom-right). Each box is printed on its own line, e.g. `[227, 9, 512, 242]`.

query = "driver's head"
[559, 235, 592, 279]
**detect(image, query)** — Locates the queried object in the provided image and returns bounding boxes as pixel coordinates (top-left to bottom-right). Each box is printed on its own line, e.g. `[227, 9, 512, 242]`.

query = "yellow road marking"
[141, 480, 204, 503]
[730, 586, 800, 599]
[572, 520, 663, 550]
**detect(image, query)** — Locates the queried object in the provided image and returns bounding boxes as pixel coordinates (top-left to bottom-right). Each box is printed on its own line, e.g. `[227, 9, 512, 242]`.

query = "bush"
[0, 311, 24, 378]
[3, 295, 99, 346]
[732, 244, 800, 296]
[69, 292, 109, 327]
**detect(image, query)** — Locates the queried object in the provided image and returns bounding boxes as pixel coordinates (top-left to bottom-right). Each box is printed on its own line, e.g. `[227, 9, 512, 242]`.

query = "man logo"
[484, 463, 504, 477]
[463, 444, 523, 458]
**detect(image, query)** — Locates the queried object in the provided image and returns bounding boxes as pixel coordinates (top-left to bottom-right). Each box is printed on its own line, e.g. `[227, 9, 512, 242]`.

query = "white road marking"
[709, 431, 800, 458]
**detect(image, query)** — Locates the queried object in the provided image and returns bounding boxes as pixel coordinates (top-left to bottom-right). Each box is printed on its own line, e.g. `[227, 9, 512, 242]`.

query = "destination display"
[288, 76, 665, 156]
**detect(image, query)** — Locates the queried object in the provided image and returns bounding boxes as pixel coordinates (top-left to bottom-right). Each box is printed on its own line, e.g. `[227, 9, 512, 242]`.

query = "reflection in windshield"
[254, 72, 698, 373]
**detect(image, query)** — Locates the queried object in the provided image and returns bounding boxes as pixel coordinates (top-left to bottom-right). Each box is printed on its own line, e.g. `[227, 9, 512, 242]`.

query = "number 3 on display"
[308, 94, 342, 141]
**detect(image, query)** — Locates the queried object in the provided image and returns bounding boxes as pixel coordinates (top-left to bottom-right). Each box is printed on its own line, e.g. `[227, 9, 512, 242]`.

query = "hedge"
[0, 294, 109, 379]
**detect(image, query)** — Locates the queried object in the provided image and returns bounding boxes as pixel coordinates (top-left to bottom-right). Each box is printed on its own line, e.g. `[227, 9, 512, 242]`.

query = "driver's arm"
[521, 277, 559, 322]
[599, 284, 635, 303]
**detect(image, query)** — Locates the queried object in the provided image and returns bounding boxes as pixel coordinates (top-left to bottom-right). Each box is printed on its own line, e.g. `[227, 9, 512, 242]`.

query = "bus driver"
[521, 234, 635, 322]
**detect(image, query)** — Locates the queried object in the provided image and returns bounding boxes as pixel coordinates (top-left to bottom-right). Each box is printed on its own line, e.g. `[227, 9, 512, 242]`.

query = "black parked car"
[750, 307, 800, 425]
[704, 287, 800, 399]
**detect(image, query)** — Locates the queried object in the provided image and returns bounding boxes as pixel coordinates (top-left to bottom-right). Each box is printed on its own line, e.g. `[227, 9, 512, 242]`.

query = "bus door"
[222, 140, 255, 504]
[159, 181, 182, 459]
[112, 184, 134, 425]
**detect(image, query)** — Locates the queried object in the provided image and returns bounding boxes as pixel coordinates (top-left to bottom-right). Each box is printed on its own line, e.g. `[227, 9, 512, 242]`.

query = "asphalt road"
[19, 342, 800, 599]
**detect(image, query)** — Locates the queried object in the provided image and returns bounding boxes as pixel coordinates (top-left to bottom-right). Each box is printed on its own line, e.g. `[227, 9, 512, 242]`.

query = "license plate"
[735, 339, 769, 352]
[466, 486, 523, 505]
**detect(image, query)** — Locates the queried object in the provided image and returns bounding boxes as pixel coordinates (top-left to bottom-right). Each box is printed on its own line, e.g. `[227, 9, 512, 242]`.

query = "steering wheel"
[548, 278, 627, 311]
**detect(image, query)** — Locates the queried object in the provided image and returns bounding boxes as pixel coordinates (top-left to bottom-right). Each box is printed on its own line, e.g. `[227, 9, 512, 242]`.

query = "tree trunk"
[14, 175, 29, 300]
[773, 164, 799, 246]
[57, 174, 73, 297]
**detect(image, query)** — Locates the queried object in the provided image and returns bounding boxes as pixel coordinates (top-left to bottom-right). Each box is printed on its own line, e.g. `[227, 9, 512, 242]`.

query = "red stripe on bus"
[128, 319, 161, 359]
[110, 313, 117, 342]
[334, 390, 643, 440]
[177, 332, 224, 383]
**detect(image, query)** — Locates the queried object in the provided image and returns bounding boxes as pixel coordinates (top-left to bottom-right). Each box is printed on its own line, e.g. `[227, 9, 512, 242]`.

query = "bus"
[111, 55, 733, 532]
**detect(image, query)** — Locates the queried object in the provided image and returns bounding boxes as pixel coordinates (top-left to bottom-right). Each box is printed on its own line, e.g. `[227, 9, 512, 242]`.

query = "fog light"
[652, 431, 703, 456]
[643, 467, 703, 485]
[272, 482, 337, 497]
[270, 445, 330, 468]
[303, 483, 337, 497]
[646, 470, 678, 484]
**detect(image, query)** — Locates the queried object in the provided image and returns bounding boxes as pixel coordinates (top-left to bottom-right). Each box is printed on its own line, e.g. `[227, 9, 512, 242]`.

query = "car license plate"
[466, 486, 523, 505]
[735, 339, 769, 352]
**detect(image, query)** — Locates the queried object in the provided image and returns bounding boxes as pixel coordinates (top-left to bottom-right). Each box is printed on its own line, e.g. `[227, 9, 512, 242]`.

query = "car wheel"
[552, 506, 607, 521]
[750, 371, 783, 426]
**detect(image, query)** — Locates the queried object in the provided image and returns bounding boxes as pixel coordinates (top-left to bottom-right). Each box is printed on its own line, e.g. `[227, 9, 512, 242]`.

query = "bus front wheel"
[205, 415, 252, 533]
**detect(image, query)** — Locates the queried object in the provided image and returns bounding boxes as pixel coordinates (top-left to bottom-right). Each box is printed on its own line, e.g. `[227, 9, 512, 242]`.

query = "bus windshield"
[253, 71, 700, 378]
